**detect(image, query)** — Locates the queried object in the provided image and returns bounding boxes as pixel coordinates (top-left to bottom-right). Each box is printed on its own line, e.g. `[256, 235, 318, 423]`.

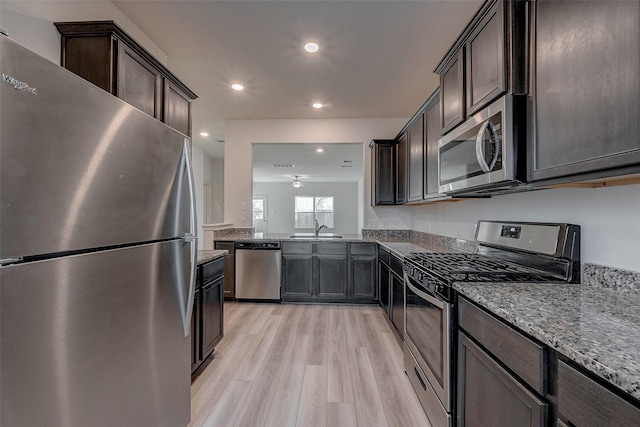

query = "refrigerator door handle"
[181, 139, 198, 337]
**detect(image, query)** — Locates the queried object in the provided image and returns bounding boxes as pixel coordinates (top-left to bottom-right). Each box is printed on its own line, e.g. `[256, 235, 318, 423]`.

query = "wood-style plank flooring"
[189, 303, 432, 427]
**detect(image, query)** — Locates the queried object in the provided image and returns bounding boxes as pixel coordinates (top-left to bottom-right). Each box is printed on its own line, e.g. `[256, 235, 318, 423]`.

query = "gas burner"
[404, 221, 581, 288]
[405, 252, 561, 283]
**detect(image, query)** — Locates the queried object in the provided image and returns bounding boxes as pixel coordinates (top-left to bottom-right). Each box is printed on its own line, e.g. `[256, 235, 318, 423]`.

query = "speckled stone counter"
[454, 280, 640, 401]
[376, 241, 455, 258]
[197, 249, 227, 265]
[213, 232, 364, 242]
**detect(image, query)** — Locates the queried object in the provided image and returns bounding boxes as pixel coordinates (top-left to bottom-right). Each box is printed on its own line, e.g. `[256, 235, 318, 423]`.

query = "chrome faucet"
[314, 219, 327, 236]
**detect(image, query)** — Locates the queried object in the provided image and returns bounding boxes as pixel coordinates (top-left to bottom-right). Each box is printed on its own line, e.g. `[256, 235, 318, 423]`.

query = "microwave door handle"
[475, 120, 499, 172]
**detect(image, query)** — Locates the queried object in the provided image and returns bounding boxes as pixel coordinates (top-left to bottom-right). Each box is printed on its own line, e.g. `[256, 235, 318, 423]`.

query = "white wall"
[253, 182, 359, 234]
[410, 184, 640, 272]
[224, 118, 412, 230]
[210, 158, 225, 223]
[0, 1, 167, 65]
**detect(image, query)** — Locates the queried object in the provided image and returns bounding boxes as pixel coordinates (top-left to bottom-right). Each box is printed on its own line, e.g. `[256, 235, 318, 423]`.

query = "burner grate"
[405, 253, 561, 283]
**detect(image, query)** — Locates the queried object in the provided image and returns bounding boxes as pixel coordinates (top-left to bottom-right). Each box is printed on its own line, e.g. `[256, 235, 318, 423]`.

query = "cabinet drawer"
[458, 297, 546, 394]
[282, 242, 313, 254]
[558, 361, 640, 427]
[351, 243, 376, 255]
[390, 254, 403, 277]
[201, 257, 224, 284]
[316, 242, 347, 255]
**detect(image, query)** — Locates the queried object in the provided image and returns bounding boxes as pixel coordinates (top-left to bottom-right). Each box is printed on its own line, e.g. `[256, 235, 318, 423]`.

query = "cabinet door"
[164, 80, 191, 136]
[440, 49, 465, 134]
[465, 1, 506, 115]
[215, 242, 236, 300]
[395, 133, 408, 204]
[557, 360, 640, 427]
[202, 277, 223, 358]
[529, 0, 640, 182]
[316, 255, 348, 299]
[457, 331, 547, 427]
[378, 260, 391, 317]
[282, 254, 314, 298]
[349, 254, 377, 300]
[371, 140, 396, 205]
[425, 95, 442, 197]
[117, 43, 163, 120]
[191, 287, 201, 373]
[407, 115, 425, 202]
[61, 35, 116, 94]
[390, 271, 404, 336]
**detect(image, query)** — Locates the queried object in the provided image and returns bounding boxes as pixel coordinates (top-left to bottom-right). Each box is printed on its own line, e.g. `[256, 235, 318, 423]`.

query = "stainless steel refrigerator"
[1, 35, 197, 426]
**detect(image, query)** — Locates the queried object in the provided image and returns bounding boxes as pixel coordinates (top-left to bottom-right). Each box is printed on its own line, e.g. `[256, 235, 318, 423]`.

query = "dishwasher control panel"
[235, 241, 281, 250]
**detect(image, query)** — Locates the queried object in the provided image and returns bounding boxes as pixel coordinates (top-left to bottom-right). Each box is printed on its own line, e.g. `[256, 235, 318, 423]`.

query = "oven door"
[404, 273, 452, 412]
[439, 96, 514, 194]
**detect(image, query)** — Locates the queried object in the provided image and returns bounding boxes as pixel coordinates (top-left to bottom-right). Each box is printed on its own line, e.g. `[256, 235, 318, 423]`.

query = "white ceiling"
[111, 0, 483, 159]
[252, 143, 364, 183]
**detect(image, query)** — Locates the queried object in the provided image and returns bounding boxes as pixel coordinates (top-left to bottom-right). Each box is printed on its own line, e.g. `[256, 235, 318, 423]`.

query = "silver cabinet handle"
[181, 139, 198, 337]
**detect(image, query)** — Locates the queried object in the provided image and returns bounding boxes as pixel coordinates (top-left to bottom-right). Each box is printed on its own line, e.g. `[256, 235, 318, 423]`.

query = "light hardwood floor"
[189, 303, 432, 427]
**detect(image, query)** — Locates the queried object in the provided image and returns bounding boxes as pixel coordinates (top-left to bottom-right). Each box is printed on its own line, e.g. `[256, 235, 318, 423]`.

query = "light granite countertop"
[197, 249, 227, 265]
[376, 241, 462, 258]
[454, 281, 640, 401]
[213, 232, 364, 242]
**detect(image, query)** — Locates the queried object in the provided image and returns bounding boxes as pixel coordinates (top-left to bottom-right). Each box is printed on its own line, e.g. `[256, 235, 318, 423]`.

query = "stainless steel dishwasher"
[235, 241, 281, 301]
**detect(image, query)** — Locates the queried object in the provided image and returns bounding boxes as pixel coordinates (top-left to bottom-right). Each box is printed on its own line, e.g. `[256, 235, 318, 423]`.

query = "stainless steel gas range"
[403, 221, 581, 427]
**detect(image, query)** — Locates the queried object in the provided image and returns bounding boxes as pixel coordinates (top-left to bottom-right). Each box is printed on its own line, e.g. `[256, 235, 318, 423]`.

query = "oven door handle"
[405, 274, 445, 309]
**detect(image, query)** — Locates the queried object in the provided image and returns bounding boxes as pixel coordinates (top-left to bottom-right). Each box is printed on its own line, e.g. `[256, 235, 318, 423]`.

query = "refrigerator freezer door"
[0, 36, 190, 260]
[1, 240, 191, 427]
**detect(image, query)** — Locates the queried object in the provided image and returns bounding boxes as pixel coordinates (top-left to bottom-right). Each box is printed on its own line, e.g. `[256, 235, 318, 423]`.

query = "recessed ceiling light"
[231, 83, 244, 91]
[316, 148, 324, 153]
[200, 132, 209, 137]
[304, 42, 320, 53]
[312, 103, 323, 109]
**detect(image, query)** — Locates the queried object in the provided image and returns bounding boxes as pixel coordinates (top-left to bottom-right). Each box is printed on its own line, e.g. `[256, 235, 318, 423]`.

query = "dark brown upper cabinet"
[395, 132, 408, 204]
[55, 21, 197, 137]
[465, 1, 506, 116]
[440, 49, 466, 134]
[435, 0, 526, 135]
[528, 0, 640, 184]
[424, 89, 442, 198]
[407, 114, 425, 202]
[117, 43, 163, 120]
[370, 139, 396, 206]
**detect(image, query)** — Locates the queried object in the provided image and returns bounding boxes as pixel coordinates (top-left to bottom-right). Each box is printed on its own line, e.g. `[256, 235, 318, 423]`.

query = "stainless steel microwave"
[438, 95, 526, 195]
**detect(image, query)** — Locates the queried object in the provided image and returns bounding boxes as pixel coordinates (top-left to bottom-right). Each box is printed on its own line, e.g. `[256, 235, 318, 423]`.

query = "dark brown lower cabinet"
[202, 276, 223, 357]
[190, 287, 201, 373]
[214, 241, 236, 300]
[281, 242, 376, 303]
[192, 258, 224, 376]
[457, 331, 547, 427]
[389, 253, 404, 337]
[557, 360, 640, 427]
[378, 256, 391, 317]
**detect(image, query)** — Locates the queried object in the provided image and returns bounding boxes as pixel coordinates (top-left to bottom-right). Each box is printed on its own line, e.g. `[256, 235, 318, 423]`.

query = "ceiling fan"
[292, 175, 304, 188]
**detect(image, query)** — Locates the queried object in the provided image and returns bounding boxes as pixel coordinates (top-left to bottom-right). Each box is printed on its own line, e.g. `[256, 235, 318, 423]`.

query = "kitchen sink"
[289, 233, 343, 239]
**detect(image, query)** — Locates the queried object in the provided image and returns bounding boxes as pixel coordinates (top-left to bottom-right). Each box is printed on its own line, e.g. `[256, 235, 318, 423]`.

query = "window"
[295, 196, 334, 229]
[252, 198, 264, 220]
